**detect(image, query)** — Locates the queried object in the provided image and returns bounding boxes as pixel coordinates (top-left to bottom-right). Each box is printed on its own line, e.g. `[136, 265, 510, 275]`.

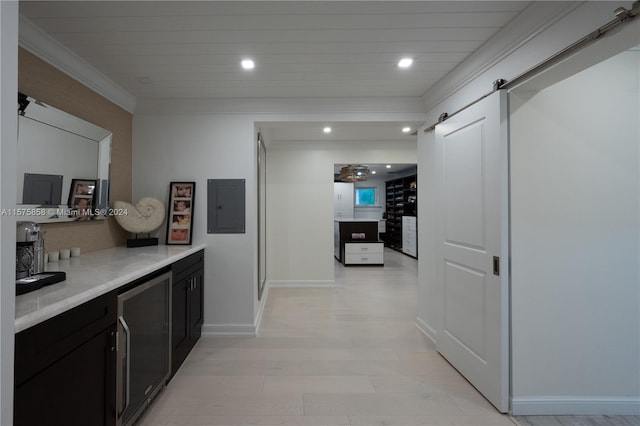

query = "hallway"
[140, 248, 513, 425]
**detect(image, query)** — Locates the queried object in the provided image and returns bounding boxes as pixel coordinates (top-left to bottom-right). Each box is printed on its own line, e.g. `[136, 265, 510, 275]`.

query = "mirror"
[17, 93, 111, 223]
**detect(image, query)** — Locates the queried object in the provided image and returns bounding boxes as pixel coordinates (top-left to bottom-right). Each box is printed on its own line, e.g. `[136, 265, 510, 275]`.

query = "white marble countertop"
[15, 243, 206, 333]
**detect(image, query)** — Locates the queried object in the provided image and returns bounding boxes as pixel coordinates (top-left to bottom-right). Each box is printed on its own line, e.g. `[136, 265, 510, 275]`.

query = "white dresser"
[402, 216, 417, 258]
[344, 242, 384, 266]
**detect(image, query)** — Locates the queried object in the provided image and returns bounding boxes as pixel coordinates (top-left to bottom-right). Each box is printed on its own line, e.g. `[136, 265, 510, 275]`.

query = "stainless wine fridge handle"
[118, 315, 131, 417]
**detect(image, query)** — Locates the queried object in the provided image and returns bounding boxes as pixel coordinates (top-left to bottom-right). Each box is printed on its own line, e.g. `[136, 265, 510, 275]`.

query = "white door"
[435, 90, 509, 412]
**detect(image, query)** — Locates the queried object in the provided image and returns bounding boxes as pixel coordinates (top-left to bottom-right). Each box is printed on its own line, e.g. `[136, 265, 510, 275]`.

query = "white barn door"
[435, 90, 509, 413]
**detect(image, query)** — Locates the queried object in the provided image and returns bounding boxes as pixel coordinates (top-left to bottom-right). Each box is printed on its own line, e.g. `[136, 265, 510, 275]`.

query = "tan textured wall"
[18, 48, 132, 253]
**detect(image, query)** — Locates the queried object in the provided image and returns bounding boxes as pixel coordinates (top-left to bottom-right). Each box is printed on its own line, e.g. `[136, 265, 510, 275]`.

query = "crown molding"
[18, 15, 137, 114]
[421, 1, 581, 112]
[135, 96, 426, 116]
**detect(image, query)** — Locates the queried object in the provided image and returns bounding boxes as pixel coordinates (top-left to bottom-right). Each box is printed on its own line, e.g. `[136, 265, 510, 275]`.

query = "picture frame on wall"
[67, 178, 97, 220]
[166, 181, 195, 245]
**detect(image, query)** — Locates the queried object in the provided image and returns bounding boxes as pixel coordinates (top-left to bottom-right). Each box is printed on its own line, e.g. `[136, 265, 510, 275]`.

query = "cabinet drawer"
[345, 243, 383, 254]
[173, 250, 205, 282]
[15, 290, 117, 386]
[344, 253, 384, 265]
[402, 217, 416, 231]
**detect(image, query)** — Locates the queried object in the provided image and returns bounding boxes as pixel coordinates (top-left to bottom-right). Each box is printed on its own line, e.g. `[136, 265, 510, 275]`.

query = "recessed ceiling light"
[372, 171, 377, 175]
[402, 127, 412, 133]
[398, 57, 413, 68]
[386, 165, 391, 168]
[323, 127, 332, 134]
[135, 76, 153, 85]
[241, 59, 255, 70]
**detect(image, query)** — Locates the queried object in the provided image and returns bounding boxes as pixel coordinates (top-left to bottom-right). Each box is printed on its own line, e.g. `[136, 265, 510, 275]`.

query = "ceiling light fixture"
[402, 127, 412, 133]
[339, 164, 370, 182]
[386, 165, 391, 169]
[241, 59, 255, 70]
[398, 57, 413, 68]
[135, 76, 153, 85]
[323, 127, 332, 134]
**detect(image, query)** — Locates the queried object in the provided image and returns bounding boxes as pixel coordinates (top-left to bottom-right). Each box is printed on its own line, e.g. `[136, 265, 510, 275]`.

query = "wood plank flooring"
[138, 249, 638, 426]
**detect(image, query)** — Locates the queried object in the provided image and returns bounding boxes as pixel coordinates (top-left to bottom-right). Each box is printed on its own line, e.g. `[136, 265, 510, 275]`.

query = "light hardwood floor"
[139, 249, 637, 426]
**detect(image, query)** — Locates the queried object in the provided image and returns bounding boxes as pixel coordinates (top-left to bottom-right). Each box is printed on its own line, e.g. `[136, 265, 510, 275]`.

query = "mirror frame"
[257, 132, 267, 300]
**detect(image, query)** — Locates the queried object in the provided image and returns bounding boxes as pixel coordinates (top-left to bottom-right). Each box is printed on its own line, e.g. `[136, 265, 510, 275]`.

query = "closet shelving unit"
[384, 174, 417, 257]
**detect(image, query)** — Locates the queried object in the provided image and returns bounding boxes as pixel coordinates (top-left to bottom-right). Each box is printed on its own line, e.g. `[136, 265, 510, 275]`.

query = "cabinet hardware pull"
[118, 316, 131, 417]
[493, 256, 500, 276]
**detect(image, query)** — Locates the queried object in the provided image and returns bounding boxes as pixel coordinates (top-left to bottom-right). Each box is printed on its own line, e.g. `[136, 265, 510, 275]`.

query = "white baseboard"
[268, 280, 336, 287]
[416, 317, 437, 345]
[511, 396, 640, 415]
[201, 323, 256, 336]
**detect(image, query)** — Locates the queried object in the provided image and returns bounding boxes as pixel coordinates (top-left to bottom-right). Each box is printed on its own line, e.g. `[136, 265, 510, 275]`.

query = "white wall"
[417, 1, 640, 415]
[267, 141, 416, 284]
[133, 114, 258, 334]
[509, 49, 639, 414]
[416, 127, 438, 341]
[0, 1, 18, 424]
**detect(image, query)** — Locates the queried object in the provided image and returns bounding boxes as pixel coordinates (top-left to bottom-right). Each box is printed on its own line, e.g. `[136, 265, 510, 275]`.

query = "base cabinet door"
[188, 266, 204, 340]
[171, 276, 190, 376]
[15, 326, 116, 426]
[170, 250, 205, 379]
[14, 291, 117, 426]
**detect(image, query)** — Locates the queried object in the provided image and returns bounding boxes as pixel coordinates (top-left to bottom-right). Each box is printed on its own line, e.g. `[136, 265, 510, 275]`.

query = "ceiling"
[20, 1, 531, 101]
[259, 120, 424, 144]
[334, 163, 416, 178]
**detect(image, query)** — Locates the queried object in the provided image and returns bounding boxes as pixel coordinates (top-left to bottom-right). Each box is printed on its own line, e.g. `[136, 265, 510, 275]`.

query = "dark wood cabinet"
[14, 291, 117, 426]
[13, 249, 205, 423]
[384, 174, 417, 255]
[170, 250, 204, 380]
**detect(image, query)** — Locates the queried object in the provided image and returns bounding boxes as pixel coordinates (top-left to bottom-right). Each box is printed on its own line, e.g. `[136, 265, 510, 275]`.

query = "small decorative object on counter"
[113, 197, 166, 247]
[16, 222, 45, 277]
[16, 221, 65, 295]
[166, 182, 196, 245]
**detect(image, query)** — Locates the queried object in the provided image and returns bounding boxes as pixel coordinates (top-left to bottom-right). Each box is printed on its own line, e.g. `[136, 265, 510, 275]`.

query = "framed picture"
[166, 182, 195, 245]
[67, 178, 97, 220]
